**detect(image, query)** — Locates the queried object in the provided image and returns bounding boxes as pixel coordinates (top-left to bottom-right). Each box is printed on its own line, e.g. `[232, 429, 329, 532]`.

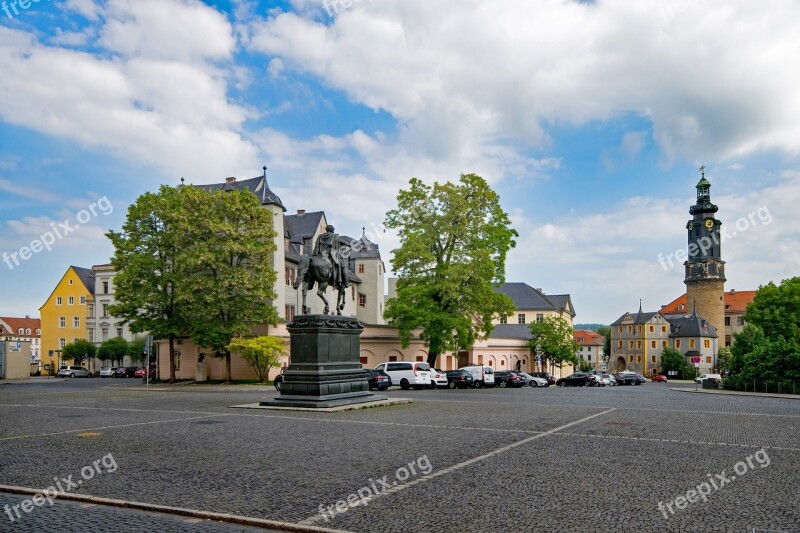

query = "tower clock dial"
[704, 219, 714, 228]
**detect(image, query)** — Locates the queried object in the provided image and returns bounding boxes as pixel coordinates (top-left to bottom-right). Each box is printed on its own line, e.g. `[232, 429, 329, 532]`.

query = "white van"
[695, 373, 722, 384]
[374, 361, 431, 390]
[459, 365, 495, 388]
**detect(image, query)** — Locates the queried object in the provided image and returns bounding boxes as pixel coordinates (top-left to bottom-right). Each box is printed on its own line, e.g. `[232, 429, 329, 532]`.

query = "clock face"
[705, 219, 714, 228]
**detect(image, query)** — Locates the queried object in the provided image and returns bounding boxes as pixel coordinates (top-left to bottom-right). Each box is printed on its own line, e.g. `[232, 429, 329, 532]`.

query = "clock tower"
[684, 166, 725, 342]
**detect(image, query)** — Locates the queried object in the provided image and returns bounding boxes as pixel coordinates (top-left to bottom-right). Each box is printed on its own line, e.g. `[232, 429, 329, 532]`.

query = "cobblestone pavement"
[1, 379, 798, 532]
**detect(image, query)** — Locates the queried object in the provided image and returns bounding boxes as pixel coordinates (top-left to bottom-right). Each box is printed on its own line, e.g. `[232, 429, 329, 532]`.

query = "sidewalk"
[672, 387, 800, 400]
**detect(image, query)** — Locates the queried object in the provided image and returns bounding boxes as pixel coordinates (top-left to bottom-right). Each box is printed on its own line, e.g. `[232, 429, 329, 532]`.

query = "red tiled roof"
[660, 290, 756, 315]
[0, 317, 42, 337]
[574, 329, 605, 345]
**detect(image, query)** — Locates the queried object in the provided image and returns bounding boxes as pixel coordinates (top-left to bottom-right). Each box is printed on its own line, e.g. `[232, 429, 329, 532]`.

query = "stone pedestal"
[260, 315, 384, 408]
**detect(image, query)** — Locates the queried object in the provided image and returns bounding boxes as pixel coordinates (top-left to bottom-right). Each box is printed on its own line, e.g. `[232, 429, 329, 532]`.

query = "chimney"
[730, 289, 735, 295]
[25, 315, 30, 319]
[297, 209, 305, 216]
[225, 177, 236, 183]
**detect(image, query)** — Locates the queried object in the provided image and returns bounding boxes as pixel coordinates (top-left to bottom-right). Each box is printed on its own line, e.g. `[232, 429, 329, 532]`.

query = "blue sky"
[1, 0, 798, 323]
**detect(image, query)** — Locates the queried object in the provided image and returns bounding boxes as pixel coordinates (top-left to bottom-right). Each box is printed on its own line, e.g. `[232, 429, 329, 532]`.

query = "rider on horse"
[313, 225, 350, 290]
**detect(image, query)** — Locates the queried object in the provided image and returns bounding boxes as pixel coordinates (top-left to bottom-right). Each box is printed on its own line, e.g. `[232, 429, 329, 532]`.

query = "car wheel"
[499, 381, 507, 388]
[635, 381, 641, 386]
[400, 379, 410, 390]
[69, 373, 75, 378]
[474, 381, 483, 389]
[448, 381, 456, 389]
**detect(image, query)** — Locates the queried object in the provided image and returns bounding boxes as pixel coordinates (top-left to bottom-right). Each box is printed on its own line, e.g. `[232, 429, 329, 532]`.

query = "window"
[518, 314, 526, 324]
[629, 355, 633, 363]
[59, 338, 66, 348]
[103, 282, 109, 294]
[59, 317, 66, 328]
[68, 296, 74, 305]
[662, 326, 667, 333]
[652, 355, 656, 363]
[499, 314, 507, 324]
[358, 293, 367, 308]
[724, 317, 731, 326]
[358, 263, 365, 274]
[618, 326, 622, 335]
[285, 305, 295, 321]
[56, 297, 62, 306]
[285, 266, 296, 286]
[637, 325, 642, 333]
[725, 335, 731, 347]
[102, 304, 109, 318]
[628, 341, 633, 349]
[73, 317, 80, 328]
[706, 356, 712, 364]
[18, 328, 24, 335]
[737, 317, 745, 326]
[678, 304, 685, 311]
[649, 325, 654, 333]
[536, 313, 544, 323]
[102, 328, 108, 341]
[88, 328, 94, 340]
[651, 341, 656, 349]
[662, 341, 667, 348]
[627, 326, 632, 334]
[689, 339, 696, 349]
[87, 304, 94, 318]
[35, 329, 40, 336]
[637, 355, 642, 363]
[636, 340, 642, 349]
[704, 339, 710, 349]
[675, 339, 681, 348]
[116, 327, 123, 338]
[617, 340, 623, 348]
[80, 296, 86, 304]
[587, 346, 592, 352]
[68, 279, 73, 285]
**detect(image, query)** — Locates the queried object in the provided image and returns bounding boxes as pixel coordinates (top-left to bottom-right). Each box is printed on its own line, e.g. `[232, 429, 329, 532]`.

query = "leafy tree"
[128, 338, 149, 364]
[62, 339, 96, 366]
[743, 277, 800, 344]
[731, 324, 765, 373]
[107, 185, 188, 383]
[660, 347, 688, 378]
[384, 174, 518, 367]
[578, 360, 593, 372]
[98, 337, 129, 366]
[717, 346, 733, 374]
[528, 316, 580, 372]
[596, 326, 612, 364]
[227, 336, 287, 383]
[180, 187, 281, 382]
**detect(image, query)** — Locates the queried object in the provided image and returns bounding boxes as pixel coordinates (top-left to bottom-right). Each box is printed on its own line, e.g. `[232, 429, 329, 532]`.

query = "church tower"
[684, 166, 725, 343]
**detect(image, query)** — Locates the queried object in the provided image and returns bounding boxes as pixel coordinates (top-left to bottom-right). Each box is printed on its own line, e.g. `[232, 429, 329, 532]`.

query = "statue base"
[260, 315, 385, 409]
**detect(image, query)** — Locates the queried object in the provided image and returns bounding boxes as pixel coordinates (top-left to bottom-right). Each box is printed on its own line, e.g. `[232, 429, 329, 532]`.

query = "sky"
[0, 0, 798, 324]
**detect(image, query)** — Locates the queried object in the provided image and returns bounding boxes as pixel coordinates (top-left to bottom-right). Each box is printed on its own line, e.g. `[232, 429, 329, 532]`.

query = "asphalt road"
[1, 378, 798, 532]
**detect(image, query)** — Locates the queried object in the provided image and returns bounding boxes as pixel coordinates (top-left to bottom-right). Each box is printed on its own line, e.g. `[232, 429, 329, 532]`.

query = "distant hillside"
[574, 323, 607, 331]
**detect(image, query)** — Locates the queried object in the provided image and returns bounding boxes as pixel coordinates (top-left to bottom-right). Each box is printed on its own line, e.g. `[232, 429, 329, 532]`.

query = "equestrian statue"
[293, 225, 350, 315]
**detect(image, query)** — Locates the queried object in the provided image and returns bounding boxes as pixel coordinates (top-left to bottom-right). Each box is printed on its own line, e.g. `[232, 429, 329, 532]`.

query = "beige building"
[660, 289, 755, 348]
[0, 338, 32, 380]
[574, 330, 606, 372]
[0, 316, 41, 374]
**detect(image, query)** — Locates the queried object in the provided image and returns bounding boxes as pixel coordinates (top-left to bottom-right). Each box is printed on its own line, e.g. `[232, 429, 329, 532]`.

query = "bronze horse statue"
[293, 252, 347, 315]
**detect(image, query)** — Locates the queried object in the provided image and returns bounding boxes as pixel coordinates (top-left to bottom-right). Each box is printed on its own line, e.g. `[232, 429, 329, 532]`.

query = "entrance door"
[616, 356, 626, 372]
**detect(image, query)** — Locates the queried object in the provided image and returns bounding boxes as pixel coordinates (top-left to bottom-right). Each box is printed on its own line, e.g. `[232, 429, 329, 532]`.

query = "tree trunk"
[168, 335, 176, 383]
[427, 351, 439, 368]
[225, 350, 232, 383]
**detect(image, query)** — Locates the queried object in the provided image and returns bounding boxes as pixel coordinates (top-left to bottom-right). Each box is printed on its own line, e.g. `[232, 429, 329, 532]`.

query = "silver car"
[99, 366, 114, 378]
[518, 372, 549, 387]
[600, 373, 616, 386]
[57, 365, 91, 378]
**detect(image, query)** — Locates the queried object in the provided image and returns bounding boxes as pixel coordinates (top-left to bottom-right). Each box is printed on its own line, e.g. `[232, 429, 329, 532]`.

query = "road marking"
[299, 408, 617, 525]
[0, 414, 229, 441]
[556, 432, 800, 452]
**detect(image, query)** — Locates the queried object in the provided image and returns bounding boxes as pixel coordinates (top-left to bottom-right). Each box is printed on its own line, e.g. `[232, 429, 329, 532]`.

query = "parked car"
[134, 367, 156, 379]
[586, 374, 606, 387]
[495, 370, 526, 388]
[112, 367, 136, 378]
[517, 372, 549, 387]
[366, 369, 391, 391]
[600, 373, 616, 386]
[273, 374, 284, 391]
[459, 365, 495, 388]
[374, 361, 431, 390]
[652, 374, 668, 383]
[614, 371, 646, 385]
[98, 366, 114, 378]
[445, 369, 474, 389]
[556, 372, 593, 387]
[57, 365, 91, 378]
[695, 373, 722, 384]
[530, 372, 556, 386]
[429, 368, 449, 389]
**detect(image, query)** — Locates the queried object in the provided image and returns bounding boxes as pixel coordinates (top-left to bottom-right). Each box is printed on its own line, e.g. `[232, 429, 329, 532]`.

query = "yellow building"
[39, 266, 95, 366]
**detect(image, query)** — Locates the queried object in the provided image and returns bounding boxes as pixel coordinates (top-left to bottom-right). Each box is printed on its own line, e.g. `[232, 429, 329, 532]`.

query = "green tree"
[107, 185, 188, 383]
[180, 187, 281, 382]
[659, 347, 697, 379]
[717, 346, 733, 374]
[743, 277, 800, 344]
[596, 326, 612, 365]
[227, 336, 287, 383]
[128, 338, 148, 364]
[528, 316, 580, 372]
[62, 339, 96, 366]
[98, 337, 129, 366]
[384, 174, 518, 367]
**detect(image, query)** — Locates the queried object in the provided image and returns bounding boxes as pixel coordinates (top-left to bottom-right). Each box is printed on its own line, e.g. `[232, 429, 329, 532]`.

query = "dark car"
[366, 369, 391, 391]
[530, 372, 556, 386]
[445, 370, 474, 389]
[113, 367, 136, 378]
[556, 372, 593, 387]
[494, 370, 526, 388]
[614, 372, 646, 385]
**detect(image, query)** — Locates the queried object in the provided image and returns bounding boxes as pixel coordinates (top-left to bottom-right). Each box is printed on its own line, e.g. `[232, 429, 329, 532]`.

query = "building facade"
[39, 266, 95, 366]
[661, 289, 755, 348]
[0, 316, 41, 374]
[610, 307, 671, 375]
[574, 329, 606, 372]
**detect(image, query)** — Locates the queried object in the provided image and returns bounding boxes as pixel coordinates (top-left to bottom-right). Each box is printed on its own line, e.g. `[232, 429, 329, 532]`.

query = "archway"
[616, 356, 626, 372]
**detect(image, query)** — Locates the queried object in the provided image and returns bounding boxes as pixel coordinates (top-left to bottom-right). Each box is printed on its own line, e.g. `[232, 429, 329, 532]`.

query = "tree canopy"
[528, 316, 580, 372]
[98, 337, 130, 366]
[227, 336, 287, 383]
[384, 174, 518, 367]
[62, 339, 96, 365]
